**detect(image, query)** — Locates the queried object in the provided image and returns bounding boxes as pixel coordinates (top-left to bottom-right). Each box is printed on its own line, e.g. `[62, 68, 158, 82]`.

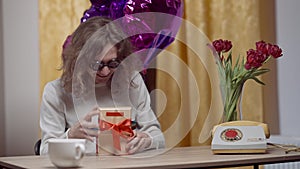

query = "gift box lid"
[98, 107, 131, 124]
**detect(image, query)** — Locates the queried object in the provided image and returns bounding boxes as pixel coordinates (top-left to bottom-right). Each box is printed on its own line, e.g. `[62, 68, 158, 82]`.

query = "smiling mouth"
[97, 75, 108, 78]
[97, 73, 111, 78]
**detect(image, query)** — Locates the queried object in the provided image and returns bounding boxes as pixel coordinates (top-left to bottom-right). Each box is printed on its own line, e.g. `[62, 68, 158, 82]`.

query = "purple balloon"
[81, 0, 126, 22]
[71, 0, 183, 69]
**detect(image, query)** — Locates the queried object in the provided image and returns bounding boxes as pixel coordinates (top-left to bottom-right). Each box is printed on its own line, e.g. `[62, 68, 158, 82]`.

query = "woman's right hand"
[67, 108, 100, 141]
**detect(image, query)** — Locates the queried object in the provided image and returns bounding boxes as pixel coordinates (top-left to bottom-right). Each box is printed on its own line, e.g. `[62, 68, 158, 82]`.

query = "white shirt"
[40, 72, 165, 155]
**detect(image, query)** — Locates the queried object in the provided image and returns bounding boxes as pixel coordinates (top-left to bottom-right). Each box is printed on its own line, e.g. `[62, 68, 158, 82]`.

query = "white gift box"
[97, 107, 133, 155]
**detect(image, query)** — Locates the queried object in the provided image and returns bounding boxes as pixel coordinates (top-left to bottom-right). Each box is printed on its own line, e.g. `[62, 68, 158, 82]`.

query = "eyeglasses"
[90, 58, 121, 71]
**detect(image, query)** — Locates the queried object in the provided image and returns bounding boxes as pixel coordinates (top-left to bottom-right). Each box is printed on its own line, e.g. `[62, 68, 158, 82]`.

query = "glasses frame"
[90, 58, 121, 71]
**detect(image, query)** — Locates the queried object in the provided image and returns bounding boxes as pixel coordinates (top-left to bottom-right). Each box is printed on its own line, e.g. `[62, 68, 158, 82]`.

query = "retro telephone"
[211, 120, 270, 154]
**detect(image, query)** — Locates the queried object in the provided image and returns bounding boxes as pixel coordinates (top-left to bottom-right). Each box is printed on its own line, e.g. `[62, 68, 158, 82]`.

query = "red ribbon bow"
[99, 118, 134, 150]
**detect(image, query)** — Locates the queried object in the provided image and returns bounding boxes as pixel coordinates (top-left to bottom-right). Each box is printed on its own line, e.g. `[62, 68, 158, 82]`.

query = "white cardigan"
[39, 72, 165, 155]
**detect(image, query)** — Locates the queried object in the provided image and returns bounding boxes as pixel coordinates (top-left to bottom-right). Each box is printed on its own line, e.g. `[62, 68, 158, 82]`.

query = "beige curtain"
[157, 0, 278, 147]
[39, 0, 90, 98]
[39, 0, 278, 150]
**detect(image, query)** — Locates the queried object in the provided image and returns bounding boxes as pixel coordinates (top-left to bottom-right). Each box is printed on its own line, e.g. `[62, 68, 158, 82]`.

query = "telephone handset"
[211, 120, 269, 154]
[212, 120, 270, 138]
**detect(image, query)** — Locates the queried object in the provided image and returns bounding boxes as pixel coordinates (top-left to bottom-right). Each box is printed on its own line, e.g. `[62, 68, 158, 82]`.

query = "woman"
[40, 16, 165, 155]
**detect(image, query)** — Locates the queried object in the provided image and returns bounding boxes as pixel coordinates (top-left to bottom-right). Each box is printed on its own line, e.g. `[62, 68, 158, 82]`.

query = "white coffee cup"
[48, 138, 86, 168]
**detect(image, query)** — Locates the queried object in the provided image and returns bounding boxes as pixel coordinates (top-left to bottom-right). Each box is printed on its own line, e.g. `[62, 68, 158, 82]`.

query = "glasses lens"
[90, 61, 102, 71]
[107, 60, 120, 68]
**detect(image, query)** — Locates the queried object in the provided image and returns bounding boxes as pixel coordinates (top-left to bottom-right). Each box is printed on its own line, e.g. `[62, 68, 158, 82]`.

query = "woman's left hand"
[125, 131, 151, 154]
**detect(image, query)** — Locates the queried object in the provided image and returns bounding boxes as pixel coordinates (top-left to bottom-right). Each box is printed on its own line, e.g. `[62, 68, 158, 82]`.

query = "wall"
[1, 0, 40, 156]
[276, 0, 300, 137]
[0, 0, 5, 157]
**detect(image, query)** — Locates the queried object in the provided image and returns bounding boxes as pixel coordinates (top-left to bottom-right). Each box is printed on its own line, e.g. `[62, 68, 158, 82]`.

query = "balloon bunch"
[67, 0, 183, 69]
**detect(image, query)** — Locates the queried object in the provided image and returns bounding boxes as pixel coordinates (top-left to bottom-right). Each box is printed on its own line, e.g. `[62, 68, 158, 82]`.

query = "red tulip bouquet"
[209, 39, 283, 122]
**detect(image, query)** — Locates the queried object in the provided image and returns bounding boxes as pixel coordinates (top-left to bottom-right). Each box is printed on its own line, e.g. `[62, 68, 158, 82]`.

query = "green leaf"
[251, 77, 266, 85]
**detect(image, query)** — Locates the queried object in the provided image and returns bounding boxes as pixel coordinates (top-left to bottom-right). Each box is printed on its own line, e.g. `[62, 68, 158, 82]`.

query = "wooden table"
[1, 146, 300, 169]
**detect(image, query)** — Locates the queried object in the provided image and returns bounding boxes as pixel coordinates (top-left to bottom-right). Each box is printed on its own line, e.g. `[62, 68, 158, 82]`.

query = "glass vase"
[222, 83, 244, 122]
